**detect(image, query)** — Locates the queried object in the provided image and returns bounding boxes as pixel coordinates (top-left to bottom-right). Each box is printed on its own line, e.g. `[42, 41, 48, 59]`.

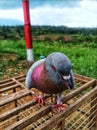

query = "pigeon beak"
[63, 75, 71, 90]
[63, 75, 70, 80]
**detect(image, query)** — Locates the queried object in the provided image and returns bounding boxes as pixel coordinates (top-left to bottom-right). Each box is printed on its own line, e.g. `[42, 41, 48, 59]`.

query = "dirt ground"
[0, 53, 33, 81]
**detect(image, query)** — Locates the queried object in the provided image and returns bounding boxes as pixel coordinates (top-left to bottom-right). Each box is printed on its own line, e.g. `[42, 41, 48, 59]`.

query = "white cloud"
[0, 8, 23, 22]
[0, 0, 97, 27]
[30, 1, 97, 27]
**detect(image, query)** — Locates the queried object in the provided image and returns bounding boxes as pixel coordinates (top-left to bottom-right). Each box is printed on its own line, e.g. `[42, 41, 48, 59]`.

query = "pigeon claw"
[34, 95, 45, 105]
[53, 103, 68, 112]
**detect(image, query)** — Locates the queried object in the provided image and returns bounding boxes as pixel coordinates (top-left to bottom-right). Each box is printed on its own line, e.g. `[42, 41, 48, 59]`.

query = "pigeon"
[25, 52, 75, 110]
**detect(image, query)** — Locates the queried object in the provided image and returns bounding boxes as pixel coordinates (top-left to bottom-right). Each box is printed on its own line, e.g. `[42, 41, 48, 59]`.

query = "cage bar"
[0, 74, 97, 130]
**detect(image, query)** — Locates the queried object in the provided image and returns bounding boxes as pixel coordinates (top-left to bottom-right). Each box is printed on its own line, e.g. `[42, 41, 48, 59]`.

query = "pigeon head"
[45, 52, 72, 77]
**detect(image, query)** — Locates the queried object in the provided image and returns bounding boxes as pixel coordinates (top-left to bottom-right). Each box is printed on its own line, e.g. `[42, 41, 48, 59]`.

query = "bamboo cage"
[0, 74, 97, 130]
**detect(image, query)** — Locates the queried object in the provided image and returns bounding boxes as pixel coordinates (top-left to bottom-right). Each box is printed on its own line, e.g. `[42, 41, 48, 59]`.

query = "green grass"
[0, 39, 97, 79]
[34, 41, 97, 78]
[0, 39, 26, 60]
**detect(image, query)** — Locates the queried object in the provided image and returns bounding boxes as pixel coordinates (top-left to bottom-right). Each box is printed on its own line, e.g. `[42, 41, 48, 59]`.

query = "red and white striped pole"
[22, 0, 34, 62]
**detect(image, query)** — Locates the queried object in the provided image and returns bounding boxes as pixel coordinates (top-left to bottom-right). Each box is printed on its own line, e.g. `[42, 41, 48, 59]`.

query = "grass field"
[0, 39, 97, 80]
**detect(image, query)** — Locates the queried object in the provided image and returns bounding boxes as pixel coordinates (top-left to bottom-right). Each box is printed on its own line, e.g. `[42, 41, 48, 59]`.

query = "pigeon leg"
[53, 93, 68, 111]
[34, 93, 45, 105]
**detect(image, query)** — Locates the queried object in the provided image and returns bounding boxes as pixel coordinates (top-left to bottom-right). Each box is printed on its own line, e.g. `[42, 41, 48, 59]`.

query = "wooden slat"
[17, 77, 25, 82]
[12, 78, 25, 89]
[35, 86, 97, 130]
[0, 84, 21, 93]
[0, 79, 12, 84]
[0, 89, 31, 107]
[0, 81, 15, 88]
[0, 100, 36, 122]
[0, 94, 51, 122]
[62, 79, 96, 103]
[0, 74, 25, 85]
[15, 74, 25, 79]
[0, 74, 96, 130]
[0, 78, 94, 121]
[74, 77, 88, 83]
[0, 76, 25, 94]
[3, 79, 96, 130]
[5, 106, 51, 130]
[74, 74, 93, 81]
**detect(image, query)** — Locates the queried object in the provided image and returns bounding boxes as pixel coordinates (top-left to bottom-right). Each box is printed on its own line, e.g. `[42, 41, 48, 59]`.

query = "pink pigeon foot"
[34, 95, 45, 105]
[53, 102, 68, 112]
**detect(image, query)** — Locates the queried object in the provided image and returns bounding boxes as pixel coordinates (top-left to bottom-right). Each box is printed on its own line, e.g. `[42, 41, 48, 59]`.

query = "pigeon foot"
[34, 95, 45, 105]
[53, 103, 68, 112]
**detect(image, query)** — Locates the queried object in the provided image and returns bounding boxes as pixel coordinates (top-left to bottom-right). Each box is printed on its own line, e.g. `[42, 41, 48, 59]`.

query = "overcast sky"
[0, 0, 97, 27]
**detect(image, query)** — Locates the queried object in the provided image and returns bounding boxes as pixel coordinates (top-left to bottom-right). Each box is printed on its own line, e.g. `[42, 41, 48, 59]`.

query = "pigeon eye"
[51, 65, 56, 71]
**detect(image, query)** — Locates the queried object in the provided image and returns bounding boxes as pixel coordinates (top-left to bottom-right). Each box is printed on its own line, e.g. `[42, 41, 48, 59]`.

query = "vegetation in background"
[0, 39, 97, 80]
[0, 25, 97, 80]
[0, 25, 97, 40]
